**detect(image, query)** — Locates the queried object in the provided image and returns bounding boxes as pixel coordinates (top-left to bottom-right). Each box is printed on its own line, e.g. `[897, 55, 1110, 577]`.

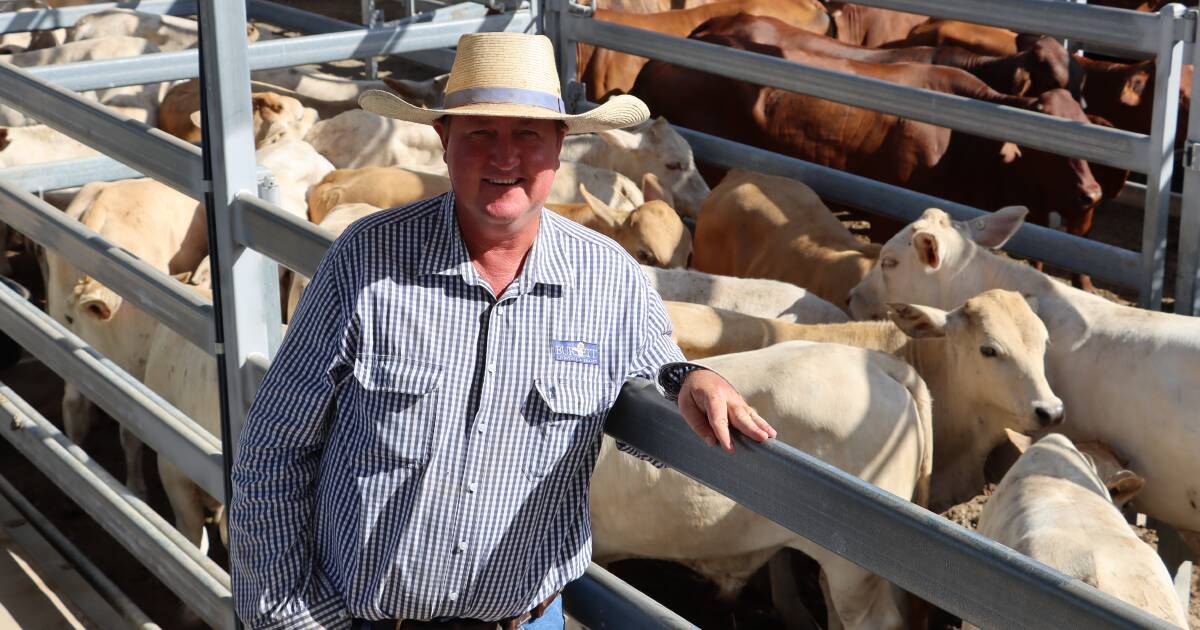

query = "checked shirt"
[230, 192, 697, 628]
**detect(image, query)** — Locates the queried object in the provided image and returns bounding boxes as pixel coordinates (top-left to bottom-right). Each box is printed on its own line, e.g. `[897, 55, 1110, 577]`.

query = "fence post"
[196, 5, 283, 625]
[1175, 8, 1200, 314]
[1138, 4, 1185, 309]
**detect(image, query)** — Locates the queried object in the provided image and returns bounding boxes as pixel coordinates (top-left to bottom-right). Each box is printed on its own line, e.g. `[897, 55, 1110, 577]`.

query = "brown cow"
[1076, 55, 1193, 150]
[693, 14, 1082, 99]
[632, 33, 1104, 262]
[576, 0, 830, 102]
[824, 2, 928, 47]
[890, 19, 1020, 56]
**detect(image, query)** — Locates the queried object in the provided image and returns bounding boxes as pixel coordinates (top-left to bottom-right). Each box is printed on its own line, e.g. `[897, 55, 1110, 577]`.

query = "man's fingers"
[679, 389, 717, 446]
[702, 390, 733, 452]
[731, 407, 769, 442]
[750, 407, 777, 439]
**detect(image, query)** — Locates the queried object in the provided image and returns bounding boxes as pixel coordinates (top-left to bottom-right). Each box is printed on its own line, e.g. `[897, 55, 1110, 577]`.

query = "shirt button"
[457, 540, 468, 553]
[496, 305, 504, 317]
[448, 592, 459, 602]
[477, 422, 487, 434]
[486, 363, 496, 374]
[466, 481, 477, 493]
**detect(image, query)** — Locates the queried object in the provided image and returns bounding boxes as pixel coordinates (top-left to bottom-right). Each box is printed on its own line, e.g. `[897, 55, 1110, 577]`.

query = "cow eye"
[980, 345, 998, 357]
[636, 249, 654, 264]
[881, 257, 898, 269]
[665, 161, 684, 171]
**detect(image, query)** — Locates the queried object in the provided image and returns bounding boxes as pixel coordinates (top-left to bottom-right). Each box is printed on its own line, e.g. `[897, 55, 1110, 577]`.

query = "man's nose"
[490, 137, 519, 169]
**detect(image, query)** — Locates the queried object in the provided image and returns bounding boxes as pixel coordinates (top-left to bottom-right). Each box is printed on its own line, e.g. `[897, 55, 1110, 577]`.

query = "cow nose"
[1034, 402, 1065, 427]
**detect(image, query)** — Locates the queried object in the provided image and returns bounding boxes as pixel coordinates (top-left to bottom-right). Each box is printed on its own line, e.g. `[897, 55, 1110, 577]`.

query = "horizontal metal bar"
[0, 156, 143, 193]
[607, 379, 1178, 630]
[234, 191, 334, 279]
[0, 277, 224, 502]
[0, 180, 216, 352]
[847, 0, 1177, 55]
[0, 474, 160, 630]
[247, 0, 362, 33]
[0, 383, 233, 630]
[562, 563, 698, 630]
[676, 125, 1141, 288]
[0, 64, 203, 199]
[31, 12, 534, 92]
[569, 17, 1147, 172]
[0, 0, 196, 33]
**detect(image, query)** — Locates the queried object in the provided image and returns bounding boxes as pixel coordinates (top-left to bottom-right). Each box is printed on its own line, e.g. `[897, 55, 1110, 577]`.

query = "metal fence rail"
[0, 0, 197, 32]
[557, 0, 1189, 308]
[0, 384, 232, 630]
[607, 380, 1179, 630]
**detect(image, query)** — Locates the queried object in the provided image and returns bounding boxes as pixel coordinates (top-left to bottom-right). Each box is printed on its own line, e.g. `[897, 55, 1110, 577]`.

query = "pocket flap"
[533, 377, 611, 417]
[354, 356, 443, 395]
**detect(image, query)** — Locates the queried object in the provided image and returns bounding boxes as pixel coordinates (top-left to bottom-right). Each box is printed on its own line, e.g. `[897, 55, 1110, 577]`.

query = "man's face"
[435, 115, 566, 232]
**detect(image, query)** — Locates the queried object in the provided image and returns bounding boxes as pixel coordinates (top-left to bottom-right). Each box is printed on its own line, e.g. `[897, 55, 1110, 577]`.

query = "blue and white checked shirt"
[230, 192, 695, 628]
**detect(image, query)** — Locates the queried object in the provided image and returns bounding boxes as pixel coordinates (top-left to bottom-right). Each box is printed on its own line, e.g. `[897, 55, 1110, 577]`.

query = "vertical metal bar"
[362, 0, 379, 79]
[544, 0, 580, 112]
[1139, 4, 1185, 309]
[1175, 10, 1200, 314]
[197, 3, 281, 626]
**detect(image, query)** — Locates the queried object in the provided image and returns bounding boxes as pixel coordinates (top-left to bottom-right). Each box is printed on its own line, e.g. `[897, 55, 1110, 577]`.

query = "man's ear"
[887, 303, 948, 338]
[913, 231, 942, 270]
[968, 206, 1027, 249]
[432, 117, 451, 152]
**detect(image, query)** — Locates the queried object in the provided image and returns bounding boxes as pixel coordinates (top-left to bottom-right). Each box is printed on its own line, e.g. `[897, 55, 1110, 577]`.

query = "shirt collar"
[416, 192, 575, 295]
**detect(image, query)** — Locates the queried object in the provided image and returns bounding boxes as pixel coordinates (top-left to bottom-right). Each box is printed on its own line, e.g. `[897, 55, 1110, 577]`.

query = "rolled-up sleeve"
[230, 244, 356, 629]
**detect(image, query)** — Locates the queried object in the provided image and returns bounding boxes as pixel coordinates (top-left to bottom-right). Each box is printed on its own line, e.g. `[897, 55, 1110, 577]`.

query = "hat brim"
[358, 90, 649, 135]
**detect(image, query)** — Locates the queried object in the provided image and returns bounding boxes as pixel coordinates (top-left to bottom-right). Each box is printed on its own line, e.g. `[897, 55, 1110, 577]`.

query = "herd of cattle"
[0, 1, 1197, 628]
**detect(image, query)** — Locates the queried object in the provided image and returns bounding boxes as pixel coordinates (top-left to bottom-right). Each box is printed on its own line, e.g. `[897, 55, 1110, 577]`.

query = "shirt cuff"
[254, 592, 350, 630]
[655, 361, 710, 402]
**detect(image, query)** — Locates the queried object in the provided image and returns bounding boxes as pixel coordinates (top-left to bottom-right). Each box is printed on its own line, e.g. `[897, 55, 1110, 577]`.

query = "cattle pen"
[0, 0, 1193, 628]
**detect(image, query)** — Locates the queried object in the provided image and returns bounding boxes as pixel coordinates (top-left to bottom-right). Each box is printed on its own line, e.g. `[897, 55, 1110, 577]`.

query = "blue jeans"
[522, 595, 563, 630]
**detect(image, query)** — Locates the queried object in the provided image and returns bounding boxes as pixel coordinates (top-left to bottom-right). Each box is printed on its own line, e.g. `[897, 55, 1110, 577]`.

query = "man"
[230, 31, 775, 630]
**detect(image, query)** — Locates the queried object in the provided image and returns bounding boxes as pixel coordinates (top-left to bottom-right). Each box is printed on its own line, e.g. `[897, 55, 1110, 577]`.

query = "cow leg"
[768, 551, 822, 630]
[119, 426, 148, 501]
[159, 457, 208, 551]
[818, 570, 844, 630]
[812, 550, 905, 630]
[62, 383, 98, 446]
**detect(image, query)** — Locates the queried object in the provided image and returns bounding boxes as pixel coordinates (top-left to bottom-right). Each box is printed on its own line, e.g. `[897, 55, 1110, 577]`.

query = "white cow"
[559, 117, 710, 217]
[0, 124, 99, 167]
[285, 202, 383, 320]
[847, 206, 1200, 554]
[304, 108, 443, 170]
[667, 288, 1062, 511]
[641, 266, 848, 324]
[3, 36, 166, 125]
[255, 138, 335, 220]
[46, 179, 200, 498]
[592, 340, 932, 630]
[252, 67, 387, 119]
[967, 433, 1188, 629]
[67, 9, 260, 52]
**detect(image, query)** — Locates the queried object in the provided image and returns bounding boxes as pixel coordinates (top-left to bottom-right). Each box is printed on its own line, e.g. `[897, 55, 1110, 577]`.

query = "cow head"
[580, 183, 692, 268]
[188, 92, 316, 149]
[847, 205, 1028, 319]
[383, 74, 450, 109]
[601, 117, 710, 219]
[998, 90, 1102, 216]
[1022, 37, 1085, 104]
[1007, 433, 1145, 509]
[890, 289, 1062, 436]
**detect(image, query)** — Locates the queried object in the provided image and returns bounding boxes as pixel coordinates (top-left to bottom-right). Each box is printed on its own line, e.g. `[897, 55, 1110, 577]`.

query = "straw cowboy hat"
[358, 31, 649, 134]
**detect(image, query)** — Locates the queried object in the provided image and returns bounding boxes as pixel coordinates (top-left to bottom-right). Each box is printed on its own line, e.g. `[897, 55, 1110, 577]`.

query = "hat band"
[442, 87, 565, 114]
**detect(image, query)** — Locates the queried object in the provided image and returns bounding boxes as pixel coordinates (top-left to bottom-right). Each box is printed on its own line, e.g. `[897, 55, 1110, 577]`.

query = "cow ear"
[968, 206, 1027, 249]
[913, 231, 942, 269]
[1105, 469, 1145, 506]
[579, 183, 621, 229]
[252, 94, 283, 114]
[641, 172, 674, 206]
[999, 141, 1022, 164]
[1121, 72, 1148, 107]
[596, 128, 638, 150]
[1012, 67, 1032, 97]
[887, 303, 948, 338]
[189, 110, 203, 130]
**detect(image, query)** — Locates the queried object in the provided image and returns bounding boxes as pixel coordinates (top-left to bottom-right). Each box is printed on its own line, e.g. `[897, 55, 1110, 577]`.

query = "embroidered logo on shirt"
[553, 340, 599, 365]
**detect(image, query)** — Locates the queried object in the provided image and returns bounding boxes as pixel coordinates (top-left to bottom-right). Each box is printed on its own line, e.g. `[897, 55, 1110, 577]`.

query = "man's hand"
[677, 369, 776, 452]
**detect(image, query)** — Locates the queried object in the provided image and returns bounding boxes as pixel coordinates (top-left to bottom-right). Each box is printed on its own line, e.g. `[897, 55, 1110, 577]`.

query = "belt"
[355, 592, 559, 630]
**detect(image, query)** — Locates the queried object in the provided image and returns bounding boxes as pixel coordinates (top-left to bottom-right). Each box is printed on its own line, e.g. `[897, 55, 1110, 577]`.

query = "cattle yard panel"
[558, 0, 1193, 309]
[0, 0, 197, 31]
[1175, 36, 1200, 313]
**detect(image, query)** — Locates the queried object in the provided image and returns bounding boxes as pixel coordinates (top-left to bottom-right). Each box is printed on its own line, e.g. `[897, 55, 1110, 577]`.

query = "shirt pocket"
[351, 355, 443, 468]
[520, 376, 611, 481]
